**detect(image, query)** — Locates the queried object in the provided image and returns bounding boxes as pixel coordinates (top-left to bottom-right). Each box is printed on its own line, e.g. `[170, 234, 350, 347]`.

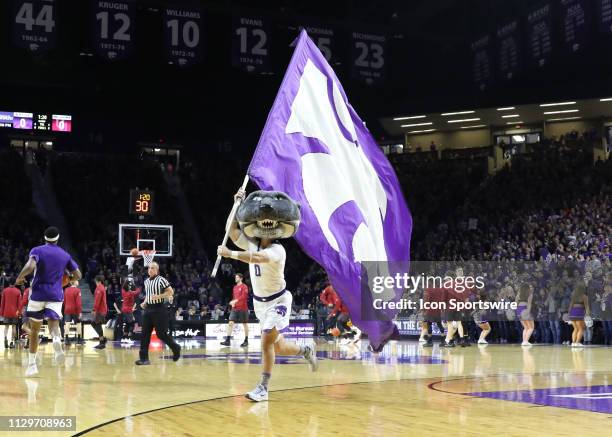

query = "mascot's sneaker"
[245, 384, 269, 402]
[304, 344, 319, 372]
[25, 363, 39, 377]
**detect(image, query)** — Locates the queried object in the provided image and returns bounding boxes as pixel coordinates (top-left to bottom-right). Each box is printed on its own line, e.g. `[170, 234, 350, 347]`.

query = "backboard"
[118, 223, 173, 257]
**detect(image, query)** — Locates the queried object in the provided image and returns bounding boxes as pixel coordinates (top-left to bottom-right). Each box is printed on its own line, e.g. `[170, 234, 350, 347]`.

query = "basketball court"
[1, 339, 610, 436]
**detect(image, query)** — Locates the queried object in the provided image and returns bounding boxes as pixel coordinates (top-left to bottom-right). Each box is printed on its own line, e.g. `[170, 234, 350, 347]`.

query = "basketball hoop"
[140, 250, 156, 267]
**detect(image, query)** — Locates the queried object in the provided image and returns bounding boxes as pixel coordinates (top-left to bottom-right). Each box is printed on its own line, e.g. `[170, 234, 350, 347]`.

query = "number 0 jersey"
[235, 234, 286, 298]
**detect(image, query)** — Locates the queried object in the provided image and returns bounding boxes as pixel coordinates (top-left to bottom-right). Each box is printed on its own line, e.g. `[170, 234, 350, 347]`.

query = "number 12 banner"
[351, 31, 386, 85]
[12, 0, 57, 52]
[163, 4, 202, 66]
[92, 0, 135, 60]
[232, 15, 270, 73]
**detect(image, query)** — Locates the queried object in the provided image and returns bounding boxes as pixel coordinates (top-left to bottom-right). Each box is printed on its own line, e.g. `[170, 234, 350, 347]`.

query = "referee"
[135, 261, 181, 365]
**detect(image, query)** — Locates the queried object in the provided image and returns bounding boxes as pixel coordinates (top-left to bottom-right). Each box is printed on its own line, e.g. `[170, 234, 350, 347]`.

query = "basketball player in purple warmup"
[217, 189, 318, 402]
[15, 227, 81, 376]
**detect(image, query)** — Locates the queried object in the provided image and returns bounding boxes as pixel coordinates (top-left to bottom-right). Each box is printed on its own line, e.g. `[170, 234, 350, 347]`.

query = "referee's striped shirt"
[144, 275, 170, 304]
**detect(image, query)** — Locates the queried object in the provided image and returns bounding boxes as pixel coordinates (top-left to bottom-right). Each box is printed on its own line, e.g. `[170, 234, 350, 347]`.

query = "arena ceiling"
[381, 97, 612, 136]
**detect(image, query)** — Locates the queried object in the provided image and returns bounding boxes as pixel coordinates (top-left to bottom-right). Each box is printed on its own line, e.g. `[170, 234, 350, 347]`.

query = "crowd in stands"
[406, 148, 611, 344]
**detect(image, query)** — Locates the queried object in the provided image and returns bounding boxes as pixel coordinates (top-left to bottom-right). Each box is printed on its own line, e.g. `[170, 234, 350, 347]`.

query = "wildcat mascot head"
[236, 190, 301, 240]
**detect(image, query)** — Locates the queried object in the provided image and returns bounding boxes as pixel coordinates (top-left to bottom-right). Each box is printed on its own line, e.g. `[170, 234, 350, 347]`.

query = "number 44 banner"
[12, 0, 57, 52]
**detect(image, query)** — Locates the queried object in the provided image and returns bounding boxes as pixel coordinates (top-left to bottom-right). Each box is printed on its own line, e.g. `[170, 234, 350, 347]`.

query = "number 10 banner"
[163, 4, 202, 66]
[351, 31, 386, 85]
[92, 0, 135, 60]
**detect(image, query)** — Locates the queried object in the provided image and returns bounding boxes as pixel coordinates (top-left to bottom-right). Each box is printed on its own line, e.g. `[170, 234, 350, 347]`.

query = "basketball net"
[125, 250, 156, 270]
[140, 250, 156, 267]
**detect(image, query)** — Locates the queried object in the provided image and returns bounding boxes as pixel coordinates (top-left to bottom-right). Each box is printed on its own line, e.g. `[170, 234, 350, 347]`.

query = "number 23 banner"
[351, 31, 386, 85]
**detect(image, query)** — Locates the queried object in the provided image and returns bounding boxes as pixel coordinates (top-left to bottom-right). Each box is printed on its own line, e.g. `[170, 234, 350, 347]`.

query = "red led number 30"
[135, 200, 149, 212]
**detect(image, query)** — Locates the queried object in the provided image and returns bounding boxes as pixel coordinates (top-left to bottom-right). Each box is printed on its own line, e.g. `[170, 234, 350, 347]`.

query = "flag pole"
[211, 174, 250, 278]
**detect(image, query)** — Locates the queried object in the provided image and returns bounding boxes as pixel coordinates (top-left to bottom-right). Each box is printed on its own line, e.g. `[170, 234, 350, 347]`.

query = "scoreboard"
[0, 111, 72, 132]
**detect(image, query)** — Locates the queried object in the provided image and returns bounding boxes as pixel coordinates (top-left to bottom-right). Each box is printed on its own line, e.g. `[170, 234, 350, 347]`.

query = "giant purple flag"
[248, 30, 412, 351]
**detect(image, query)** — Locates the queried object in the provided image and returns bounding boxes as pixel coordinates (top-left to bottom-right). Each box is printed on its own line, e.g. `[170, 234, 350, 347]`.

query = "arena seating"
[0, 148, 44, 282]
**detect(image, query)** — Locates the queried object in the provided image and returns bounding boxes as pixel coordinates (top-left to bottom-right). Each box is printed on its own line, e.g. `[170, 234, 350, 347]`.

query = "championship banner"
[496, 21, 521, 81]
[596, 0, 612, 33]
[163, 4, 202, 67]
[471, 35, 493, 90]
[559, 0, 591, 52]
[247, 30, 412, 351]
[92, 0, 135, 60]
[12, 0, 57, 52]
[350, 31, 386, 84]
[527, 2, 553, 67]
[231, 15, 271, 73]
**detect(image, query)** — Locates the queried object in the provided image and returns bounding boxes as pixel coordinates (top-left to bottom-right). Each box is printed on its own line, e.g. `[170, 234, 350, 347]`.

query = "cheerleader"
[568, 282, 590, 347]
[515, 283, 534, 346]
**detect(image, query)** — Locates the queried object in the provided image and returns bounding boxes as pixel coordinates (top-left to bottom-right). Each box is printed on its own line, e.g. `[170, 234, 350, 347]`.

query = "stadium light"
[407, 129, 436, 134]
[401, 122, 433, 127]
[600, 98, 612, 101]
[460, 125, 487, 129]
[501, 114, 520, 118]
[543, 109, 579, 115]
[447, 118, 480, 123]
[546, 116, 582, 122]
[506, 121, 523, 124]
[441, 110, 475, 116]
[539, 101, 576, 107]
[393, 115, 426, 121]
[496, 107, 515, 111]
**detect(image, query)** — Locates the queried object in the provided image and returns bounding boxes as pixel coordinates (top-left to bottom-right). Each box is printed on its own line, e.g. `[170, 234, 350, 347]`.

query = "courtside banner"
[206, 321, 315, 339]
[247, 30, 412, 352]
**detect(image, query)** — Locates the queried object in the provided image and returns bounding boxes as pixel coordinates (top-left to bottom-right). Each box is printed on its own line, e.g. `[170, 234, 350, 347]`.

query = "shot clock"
[129, 189, 155, 216]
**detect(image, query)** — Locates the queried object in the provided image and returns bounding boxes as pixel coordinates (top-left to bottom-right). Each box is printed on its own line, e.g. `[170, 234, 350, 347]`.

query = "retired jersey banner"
[496, 21, 521, 80]
[232, 15, 270, 73]
[92, 0, 135, 60]
[596, 0, 612, 32]
[527, 2, 553, 67]
[350, 31, 386, 84]
[559, 0, 591, 52]
[12, 0, 57, 52]
[247, 30, 412, 351]
[163, 4, 202, 66]
[471, 35, 493, 89]
[299, 24, 336, 64]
